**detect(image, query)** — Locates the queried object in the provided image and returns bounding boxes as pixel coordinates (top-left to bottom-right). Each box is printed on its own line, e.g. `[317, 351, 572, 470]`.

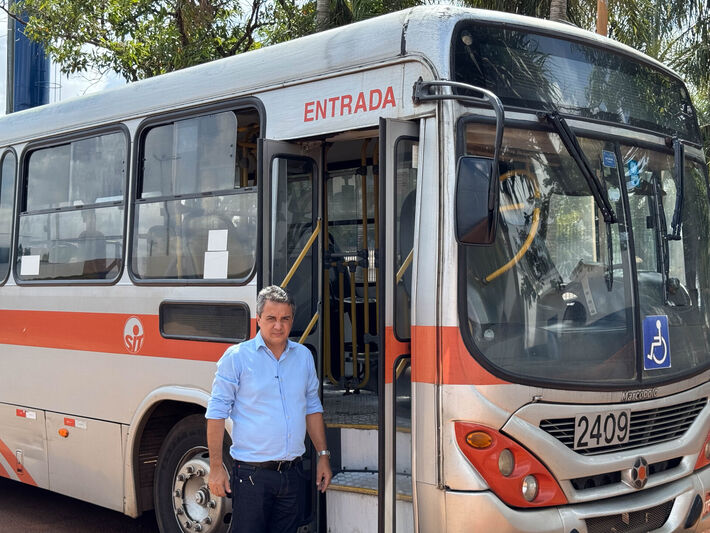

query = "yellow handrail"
[281, 219, 322, 288]
[298, 312, 319, 344]
[484, 169, 541, 283]
[395, 249, 413, 284]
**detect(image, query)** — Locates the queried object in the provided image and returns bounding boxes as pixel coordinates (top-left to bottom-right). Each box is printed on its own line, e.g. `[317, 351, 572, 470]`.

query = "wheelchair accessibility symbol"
[643, 315, 671, 370]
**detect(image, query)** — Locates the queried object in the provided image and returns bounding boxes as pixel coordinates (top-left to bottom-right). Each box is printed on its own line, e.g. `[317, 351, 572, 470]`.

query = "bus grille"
[539, 398, 707, 456]
[585, 500, 673, 533]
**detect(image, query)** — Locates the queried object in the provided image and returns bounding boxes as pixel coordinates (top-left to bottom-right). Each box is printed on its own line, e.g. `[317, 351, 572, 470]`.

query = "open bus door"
[380, 118, 419, 533]
[260, 138, 324, 532]
[261, 120, 419, 532]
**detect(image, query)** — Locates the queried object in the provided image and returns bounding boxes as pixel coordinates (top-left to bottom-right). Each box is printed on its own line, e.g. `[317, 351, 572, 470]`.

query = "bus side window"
[16, 132, 126, 282]
[132, 108, 259, 282]
[0, 151, 16, 282]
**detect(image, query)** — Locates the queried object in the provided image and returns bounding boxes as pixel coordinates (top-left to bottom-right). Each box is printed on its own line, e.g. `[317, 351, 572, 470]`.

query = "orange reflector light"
[466, 430, 493, 449]
[58, 428, 69, 438]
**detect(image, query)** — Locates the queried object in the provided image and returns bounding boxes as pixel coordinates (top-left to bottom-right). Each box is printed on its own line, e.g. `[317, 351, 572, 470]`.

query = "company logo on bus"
[124, 316, 145, 353]
[622, 457, 649, 489]
[620, 388, 658, 402]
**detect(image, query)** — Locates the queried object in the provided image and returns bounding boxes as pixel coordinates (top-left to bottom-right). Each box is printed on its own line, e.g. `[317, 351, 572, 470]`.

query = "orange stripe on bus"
[0, 460, 10, 479]
[0, 438, 37, 486]
[411, 325, 508, 386]
[0, 310, 255, 362]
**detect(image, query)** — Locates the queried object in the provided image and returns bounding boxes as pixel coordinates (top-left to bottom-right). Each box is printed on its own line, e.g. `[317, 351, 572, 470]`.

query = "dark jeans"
[231, 462, 300, 533]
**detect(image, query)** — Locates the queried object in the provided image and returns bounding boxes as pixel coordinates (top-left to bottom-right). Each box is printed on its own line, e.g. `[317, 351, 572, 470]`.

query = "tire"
[154, 414, 233, 533]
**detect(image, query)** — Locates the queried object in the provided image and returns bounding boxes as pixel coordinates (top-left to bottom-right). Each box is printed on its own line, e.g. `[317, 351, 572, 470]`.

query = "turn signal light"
[466, 431, 493, 449]
[455, 422, 567, 508]
[58, 428, 69, 438]
[694, 431, 710, 471]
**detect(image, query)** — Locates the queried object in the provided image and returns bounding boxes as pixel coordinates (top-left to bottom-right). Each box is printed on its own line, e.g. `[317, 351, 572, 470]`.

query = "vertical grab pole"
[323, 180, 336, 384]
[359, 139, 371, 389]
[349, 267, 358, 387]
[339, 268, 345, 381]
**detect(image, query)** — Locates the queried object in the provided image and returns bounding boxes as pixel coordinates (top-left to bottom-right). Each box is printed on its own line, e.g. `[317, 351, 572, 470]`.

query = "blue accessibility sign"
[643, 315, 671, 370]
[602, 150, 617, 168]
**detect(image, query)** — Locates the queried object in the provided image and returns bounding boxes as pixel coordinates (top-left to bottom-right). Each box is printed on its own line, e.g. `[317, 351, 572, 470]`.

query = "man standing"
[206, 285, 332, 533]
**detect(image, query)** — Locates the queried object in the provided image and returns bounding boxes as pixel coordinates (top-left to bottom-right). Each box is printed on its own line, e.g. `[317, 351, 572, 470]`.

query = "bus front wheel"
[154, 414, 232, 533]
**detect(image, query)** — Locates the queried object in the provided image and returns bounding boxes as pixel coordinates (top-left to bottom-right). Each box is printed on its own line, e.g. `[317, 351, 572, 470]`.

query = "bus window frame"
[0, 147, 18, 286]
[14, 123, 130, 286]
[128, 98, 265, 287]
[392, 135, 419, 343]
[268, 153, 319, 335]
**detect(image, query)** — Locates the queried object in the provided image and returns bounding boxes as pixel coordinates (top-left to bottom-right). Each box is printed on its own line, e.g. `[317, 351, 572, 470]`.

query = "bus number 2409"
[574, 410, 631, 450]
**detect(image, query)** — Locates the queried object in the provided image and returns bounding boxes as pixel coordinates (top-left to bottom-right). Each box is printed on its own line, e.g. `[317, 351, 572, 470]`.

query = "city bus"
[0, 5, 709, 532]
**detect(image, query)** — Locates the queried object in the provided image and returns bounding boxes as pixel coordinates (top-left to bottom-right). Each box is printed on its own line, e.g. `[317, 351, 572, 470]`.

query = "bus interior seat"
[145, 224, 179, 278]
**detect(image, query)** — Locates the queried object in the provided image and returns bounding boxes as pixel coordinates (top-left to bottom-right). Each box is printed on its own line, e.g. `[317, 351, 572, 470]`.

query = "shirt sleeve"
[205, 346, 240, 420]
[305, 350, 323, 415]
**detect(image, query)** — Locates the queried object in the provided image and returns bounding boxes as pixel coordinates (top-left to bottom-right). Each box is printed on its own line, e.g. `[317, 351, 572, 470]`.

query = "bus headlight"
[522, 475, 539, 502]
[694, 431, 710, 471]
[454, 422, 567, 508]
[498, 449, 514, 477]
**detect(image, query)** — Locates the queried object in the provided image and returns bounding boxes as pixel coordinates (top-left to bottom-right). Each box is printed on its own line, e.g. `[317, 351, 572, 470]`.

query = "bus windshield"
[453, 23, 700, 143]
[461, 123, 710, 387]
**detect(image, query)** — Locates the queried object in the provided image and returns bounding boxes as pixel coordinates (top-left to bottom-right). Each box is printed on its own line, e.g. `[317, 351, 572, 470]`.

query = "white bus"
[0, 6, 709, 533]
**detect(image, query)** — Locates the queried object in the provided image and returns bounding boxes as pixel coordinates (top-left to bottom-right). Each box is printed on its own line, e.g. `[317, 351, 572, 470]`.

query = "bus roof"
[0, 5, 684, 145]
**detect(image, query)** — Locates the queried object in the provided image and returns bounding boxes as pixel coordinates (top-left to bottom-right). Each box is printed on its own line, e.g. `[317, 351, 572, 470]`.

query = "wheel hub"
[172, 448, 229, 532]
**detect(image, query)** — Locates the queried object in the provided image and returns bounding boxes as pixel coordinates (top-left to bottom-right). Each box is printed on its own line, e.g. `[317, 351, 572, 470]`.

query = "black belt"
[236, 457, 301, 471]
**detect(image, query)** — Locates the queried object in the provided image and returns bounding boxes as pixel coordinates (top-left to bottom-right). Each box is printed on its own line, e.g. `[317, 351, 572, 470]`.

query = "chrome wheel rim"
[171, 447, 230, 532]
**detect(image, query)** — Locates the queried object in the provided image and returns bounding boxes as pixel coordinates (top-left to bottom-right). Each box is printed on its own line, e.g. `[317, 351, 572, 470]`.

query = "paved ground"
[0, 477, 159, 532]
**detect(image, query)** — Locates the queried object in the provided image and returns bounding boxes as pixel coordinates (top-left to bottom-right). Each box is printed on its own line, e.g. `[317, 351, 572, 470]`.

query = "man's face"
[256, 300, 294, 348]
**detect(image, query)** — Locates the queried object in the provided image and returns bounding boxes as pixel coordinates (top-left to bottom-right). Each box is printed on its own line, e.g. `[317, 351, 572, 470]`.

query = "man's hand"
[316, 455, 332, 493]
[208, 464, 231, 498]
[206, 418, 231, 497]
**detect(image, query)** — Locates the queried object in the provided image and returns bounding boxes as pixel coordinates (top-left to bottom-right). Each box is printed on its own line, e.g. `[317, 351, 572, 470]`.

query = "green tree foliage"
[7, 0, 273, 81]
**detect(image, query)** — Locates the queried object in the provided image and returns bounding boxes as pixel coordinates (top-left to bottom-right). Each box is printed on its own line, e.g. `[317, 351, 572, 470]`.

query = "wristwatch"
[317, 449, 331, 459]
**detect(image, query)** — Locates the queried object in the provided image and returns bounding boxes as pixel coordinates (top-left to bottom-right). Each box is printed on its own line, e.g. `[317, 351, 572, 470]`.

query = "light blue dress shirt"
[205, 331, 323, 462]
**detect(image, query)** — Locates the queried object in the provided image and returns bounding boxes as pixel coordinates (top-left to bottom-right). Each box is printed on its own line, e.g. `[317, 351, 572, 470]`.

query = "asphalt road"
[0, 477, 159, 532]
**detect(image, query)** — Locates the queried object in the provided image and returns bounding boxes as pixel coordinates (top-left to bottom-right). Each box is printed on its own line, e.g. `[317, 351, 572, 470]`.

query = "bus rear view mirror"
[455, 156, 499, 245]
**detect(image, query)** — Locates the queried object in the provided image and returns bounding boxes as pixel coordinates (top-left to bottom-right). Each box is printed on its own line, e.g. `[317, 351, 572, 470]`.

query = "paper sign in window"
[207, 229, 228, 252]
[20, 255, 40, 276]
[204, 251, 229, 279]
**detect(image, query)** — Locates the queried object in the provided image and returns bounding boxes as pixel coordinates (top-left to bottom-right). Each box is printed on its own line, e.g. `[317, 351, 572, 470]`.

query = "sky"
[0, 12, 125, 114]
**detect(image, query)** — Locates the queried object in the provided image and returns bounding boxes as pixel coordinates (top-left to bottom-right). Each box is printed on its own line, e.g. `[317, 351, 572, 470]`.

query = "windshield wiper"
[668, 138, 684, 240]
[652, 174, 671, 303]
[605, 223, 614, 292]
[541, 112, 617, 224]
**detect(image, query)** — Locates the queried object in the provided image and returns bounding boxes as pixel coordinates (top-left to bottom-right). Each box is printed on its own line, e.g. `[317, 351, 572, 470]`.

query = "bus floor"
[322, 381, 411, 430]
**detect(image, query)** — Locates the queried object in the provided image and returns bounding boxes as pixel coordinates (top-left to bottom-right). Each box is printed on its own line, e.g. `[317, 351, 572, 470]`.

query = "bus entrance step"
[327, 471, 413, 533]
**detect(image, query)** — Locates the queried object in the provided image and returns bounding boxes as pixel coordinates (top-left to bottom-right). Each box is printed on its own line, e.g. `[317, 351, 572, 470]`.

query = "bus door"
[260, 139, 324, 532]
[261, 120, 419, 533]
[381, 119, 418, 533]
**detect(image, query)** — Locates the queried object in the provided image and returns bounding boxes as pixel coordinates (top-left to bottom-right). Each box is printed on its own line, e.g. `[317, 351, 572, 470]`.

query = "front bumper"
[443, 465, 710, 532]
